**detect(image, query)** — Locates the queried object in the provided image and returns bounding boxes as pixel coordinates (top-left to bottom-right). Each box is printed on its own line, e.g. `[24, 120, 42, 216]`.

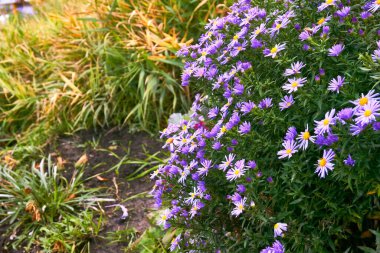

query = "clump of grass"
[0, 157, 110, 251]
[0, 0, 229, 161]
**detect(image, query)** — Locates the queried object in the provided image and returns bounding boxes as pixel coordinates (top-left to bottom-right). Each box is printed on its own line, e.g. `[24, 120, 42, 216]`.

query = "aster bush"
[152, 0, 380, 252]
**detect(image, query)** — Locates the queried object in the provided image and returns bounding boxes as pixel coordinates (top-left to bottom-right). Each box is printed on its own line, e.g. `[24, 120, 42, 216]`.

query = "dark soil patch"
[0, 128, 162, 253]
[53, 128, 162, 253]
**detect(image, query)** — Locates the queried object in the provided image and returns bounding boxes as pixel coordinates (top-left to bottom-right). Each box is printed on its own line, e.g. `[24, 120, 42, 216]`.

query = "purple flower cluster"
[277, 89, 380, 178]
[154, 0, 380, 250]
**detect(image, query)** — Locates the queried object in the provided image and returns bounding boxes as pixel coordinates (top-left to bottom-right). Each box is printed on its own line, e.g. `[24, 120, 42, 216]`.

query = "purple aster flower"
[344, 154, 355, 167]
[314, 109, 336, 135]
[250, 23, 266, 39]
[277, 140, 298, 159]
[231, 139, 238, 146]
[372, 48, 380, 62]
[321, 26, 330, 37]
[170, 234, 181, 252]
[251, 39, 263, 48]
[351, 90, 380, 110]
[271, 240, 285, 253]
[315, 149, 335, 178]
[319, 68, 326, 76]
[213, 141, 222, 150]
[318, 0, 337, 11]
[267, 177, 273, 183]
[233, 82, 245, 95]
[231, 196, 247, 216]
[328, 43, 345, 57]
[269, 17, 291, 37]
[369, 1, 380, 12]
[328, 75, 345, 93]
[259, 98, 273, 109]
[264, 43, 286, 58]
[261, 240, 285, 253]
[236, 61, 252, 71]
[236, 184, 246, 193]
[315, 75, 321, 82]
[284, 61, 306, 76]
[238, 121, 251, 135]
[279, 95, 294, 111]
[299, 31, 311, 41]
[337, 108, 353, 123]
[360, 11, 371, 19]
[282, 77, 307, 93]
[297, 125, 315, 150]
[274, 223, 288, 237]
[231, 192, 242, 202]
[350, 123, 367, 135]
[336, 6, 351, 18]
[208, 107, 219, 119]
[294, 23, 301, 30]
[325, 133, 339, 146]
[285, 126, 298, 141]
[230, 41, 248, 57]
[354, 100, 380, 125]
[373, 122, 380, 131]
[247, 160, 257, 169]
[303, 44, 311, 51]
[241, 101, 256, 114]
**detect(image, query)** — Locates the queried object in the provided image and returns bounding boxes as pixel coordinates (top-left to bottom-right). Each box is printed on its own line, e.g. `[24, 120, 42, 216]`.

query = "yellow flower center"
[291, 82, 298, 88]
[323, 119, 329, 126]
[208, 31, 212, 36]
[201, 52, 207, 57]
[286, 102, 291, 106]
[364, 109, 372, 117]
[233, 35, 239, 41]
[234, 169, 241, 175]
[238, 46, 242, 51]
[326, 0, 333, 4]
[286, 149, 292, 154]
[182, 138, 187, 143]
[255, 29, 261, 35]
[274, 223, 280, 229]
[303, 131, 310, 140]
[182, 125, 187, 131]
[276, 23, 282, 29]
[317, 17, 326, 25]
[221, 126, 227, 133]
[377, 0, 380, 4]
[166, 138, 173, 144]
[270, 47, 278, 54]
[359, 97, 368, 106]
[162, 215, 167, 221]
[191, 193, 196, 198]
[319, 158, 327, 167]
[230, 69, 236, 75]
[238, 204, 244, 210]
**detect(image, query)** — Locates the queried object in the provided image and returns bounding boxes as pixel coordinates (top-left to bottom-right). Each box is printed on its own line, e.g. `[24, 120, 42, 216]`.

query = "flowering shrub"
[152, 0, 380, 252]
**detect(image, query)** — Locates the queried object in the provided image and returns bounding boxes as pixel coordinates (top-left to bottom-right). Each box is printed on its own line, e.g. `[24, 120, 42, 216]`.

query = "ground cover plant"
[0, 157, 106, 252]
[153, 0, 380, 252]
